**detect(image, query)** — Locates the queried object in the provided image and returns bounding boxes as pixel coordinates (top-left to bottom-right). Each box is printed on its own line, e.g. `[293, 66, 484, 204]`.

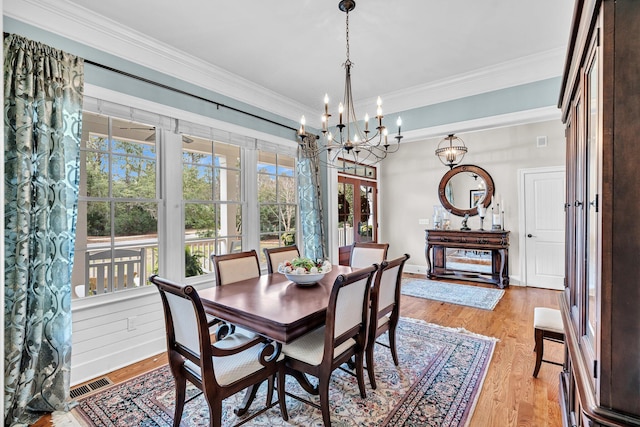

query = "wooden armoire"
[559, 0, 640, 426]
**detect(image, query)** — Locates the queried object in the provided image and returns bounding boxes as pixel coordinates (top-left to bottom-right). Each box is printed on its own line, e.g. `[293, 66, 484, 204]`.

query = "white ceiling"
[5, 0, 575, 128]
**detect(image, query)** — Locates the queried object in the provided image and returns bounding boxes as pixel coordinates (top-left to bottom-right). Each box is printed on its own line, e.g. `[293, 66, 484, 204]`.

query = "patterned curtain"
[4, 34, 84, 426]
[297, 134, 326, 261]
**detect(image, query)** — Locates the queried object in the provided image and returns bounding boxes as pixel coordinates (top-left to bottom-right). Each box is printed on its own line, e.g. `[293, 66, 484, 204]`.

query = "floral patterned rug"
[61, 318, 497, 427]
[401, 279, 505, 310]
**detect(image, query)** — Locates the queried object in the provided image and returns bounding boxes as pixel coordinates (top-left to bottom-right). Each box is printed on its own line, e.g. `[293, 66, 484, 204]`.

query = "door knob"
[527, 234, 535, 238]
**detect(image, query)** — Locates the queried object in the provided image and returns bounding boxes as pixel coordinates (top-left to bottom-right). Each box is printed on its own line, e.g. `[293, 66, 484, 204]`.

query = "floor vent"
[70, 377, 113, 399]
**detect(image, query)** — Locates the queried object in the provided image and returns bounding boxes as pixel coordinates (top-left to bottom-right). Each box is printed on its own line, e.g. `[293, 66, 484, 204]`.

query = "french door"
[337, 175, 378, 250]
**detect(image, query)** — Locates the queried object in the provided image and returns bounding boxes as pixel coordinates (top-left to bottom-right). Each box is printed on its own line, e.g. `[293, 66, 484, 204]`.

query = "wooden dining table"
[198, 264, 353, 344]
[198, 264, 354, 415]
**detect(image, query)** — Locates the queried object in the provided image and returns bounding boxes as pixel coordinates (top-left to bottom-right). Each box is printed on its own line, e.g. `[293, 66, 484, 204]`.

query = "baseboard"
[404, 263, 429, 276]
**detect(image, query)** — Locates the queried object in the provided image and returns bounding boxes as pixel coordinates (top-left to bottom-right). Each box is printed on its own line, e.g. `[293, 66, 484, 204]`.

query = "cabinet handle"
[574, 200, 583, 207]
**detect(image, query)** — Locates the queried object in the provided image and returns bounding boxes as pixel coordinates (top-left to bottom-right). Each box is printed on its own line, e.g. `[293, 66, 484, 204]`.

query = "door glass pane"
[586, 53, 599, 345]
[357, 185, 374, 243]
[338, 182, 355, 247]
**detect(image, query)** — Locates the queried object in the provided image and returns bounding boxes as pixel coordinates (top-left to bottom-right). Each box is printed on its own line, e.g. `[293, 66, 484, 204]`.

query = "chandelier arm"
[298, 0, 403, 168]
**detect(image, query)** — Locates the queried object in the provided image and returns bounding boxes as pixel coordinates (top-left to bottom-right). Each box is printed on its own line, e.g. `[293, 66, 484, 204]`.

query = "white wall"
[71, 289, 166, 384]
[379, 119, 565, 284]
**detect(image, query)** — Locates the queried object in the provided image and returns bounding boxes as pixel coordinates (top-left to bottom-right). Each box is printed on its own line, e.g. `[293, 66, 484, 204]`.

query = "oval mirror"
[438, 165, 495, 217]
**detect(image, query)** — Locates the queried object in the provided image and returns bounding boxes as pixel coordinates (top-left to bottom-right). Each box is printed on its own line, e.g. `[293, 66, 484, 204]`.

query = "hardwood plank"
[33, 274, 563, 427]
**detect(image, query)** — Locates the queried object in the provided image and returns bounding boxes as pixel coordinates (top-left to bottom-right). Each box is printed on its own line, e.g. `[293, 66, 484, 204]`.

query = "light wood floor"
[34, 275, 564, 427]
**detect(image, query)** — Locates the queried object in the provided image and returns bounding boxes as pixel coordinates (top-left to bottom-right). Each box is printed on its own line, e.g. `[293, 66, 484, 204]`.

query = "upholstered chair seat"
[282, 326, 357, 367]
[532, 307, 565, 377]
[182, 332, 284, 387]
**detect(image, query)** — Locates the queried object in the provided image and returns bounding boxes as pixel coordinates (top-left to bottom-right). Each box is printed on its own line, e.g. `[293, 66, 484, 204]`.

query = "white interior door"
[523, 168, 565, 289]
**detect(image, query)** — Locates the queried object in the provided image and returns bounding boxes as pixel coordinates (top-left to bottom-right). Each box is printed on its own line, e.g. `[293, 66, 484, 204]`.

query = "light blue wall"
[399, 78, 561, 130]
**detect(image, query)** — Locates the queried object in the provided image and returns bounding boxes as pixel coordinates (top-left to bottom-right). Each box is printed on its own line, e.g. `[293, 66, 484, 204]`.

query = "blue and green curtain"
[4, 34, 83, 426]
[297, 134, 326, 261]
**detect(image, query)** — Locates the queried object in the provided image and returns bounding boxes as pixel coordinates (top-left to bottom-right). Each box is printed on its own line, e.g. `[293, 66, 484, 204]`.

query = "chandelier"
[435, 134, 468, 169]
[298, 0, 403, 168]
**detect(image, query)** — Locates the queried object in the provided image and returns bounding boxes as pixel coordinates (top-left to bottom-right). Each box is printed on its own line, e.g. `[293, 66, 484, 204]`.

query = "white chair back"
[213, 250, 261, 285]
[350, 246, 387, 268]
[377, 264, 401, 314]
[165, 292, 201, 356]
[268, 248, 300, 272]
[334, 276, 370, 338]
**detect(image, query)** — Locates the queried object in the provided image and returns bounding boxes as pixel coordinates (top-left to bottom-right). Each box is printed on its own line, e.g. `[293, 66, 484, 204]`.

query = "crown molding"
[5, 0, 562, 129]
[4, 0, 315, 121]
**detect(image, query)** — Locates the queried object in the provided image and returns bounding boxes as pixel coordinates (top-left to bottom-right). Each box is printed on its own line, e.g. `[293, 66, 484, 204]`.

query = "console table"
[425, 229, 510, 288]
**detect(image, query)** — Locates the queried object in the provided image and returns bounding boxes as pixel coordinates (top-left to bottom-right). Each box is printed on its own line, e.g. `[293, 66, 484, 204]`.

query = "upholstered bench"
[533, 307, 565, 377]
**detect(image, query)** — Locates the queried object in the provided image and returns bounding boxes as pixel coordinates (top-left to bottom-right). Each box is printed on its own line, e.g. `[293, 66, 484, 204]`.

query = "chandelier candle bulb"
[324, 93, 329, 115]
[364, 113, 369, 132]
[299, 115, 305, 135]
[397, 117, 402, 135]
[338, 102, 344, 125]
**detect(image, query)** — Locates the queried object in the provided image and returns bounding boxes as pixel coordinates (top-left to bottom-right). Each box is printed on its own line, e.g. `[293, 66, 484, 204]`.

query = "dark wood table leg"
[498, 248, 507, 289]
[234, 382, 262, 416]
[286, 367, 319, 395]
[425, 244, 433, 278]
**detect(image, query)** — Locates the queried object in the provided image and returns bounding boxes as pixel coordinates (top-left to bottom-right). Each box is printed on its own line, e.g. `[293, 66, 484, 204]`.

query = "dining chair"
[349, 242, 389, 268]
[263, 245, 300, 274]
[281, 264, 378, 427]
[149, 274, 288, 427]
[366, 253, 410, 389]
[211, 249, 261, 286]
[210, 250, 262, 337]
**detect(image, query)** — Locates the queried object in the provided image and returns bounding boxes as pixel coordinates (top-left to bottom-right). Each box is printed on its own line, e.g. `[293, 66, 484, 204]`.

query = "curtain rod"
[83, 59, 299, 134]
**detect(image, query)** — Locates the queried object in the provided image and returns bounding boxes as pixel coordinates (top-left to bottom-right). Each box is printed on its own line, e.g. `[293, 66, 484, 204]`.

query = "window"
[258, 151, 297, 262]
[183, 136, 242, 277]
[72, 99, 298, 293]
[73, 112, 158, 297]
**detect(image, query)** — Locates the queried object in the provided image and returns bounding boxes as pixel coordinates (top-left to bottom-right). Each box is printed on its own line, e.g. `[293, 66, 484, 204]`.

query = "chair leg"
[355, 352, 367, 399]
[388, 323, 400, 366]
[265, 375, 275, 407]
[532, 328, 544, 377]
[173, 375, 187, 427]
[365, 342, 377, 390]
[277, 367, 289, 421]
[318, 377, 332, 427]
[208, 398, 223, 427]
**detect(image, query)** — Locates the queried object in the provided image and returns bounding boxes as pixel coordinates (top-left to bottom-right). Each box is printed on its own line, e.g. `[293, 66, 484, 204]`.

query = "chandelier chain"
[345, 10, 350, 64]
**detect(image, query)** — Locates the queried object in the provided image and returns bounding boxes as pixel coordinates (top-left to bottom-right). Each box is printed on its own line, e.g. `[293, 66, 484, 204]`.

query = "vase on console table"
[477, 205, 486, 230]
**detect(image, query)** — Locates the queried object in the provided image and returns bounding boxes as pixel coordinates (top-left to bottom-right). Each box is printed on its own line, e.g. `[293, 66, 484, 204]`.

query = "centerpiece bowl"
[278, 257, 332, 286]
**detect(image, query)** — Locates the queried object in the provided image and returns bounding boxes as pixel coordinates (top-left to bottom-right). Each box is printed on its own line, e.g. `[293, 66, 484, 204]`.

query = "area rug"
[401, 279, 505, 310]
[59, 318, 496, 427]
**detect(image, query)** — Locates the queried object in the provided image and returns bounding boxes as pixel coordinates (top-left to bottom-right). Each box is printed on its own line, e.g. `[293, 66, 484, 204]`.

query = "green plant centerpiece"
[278, 256, 332, 286]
